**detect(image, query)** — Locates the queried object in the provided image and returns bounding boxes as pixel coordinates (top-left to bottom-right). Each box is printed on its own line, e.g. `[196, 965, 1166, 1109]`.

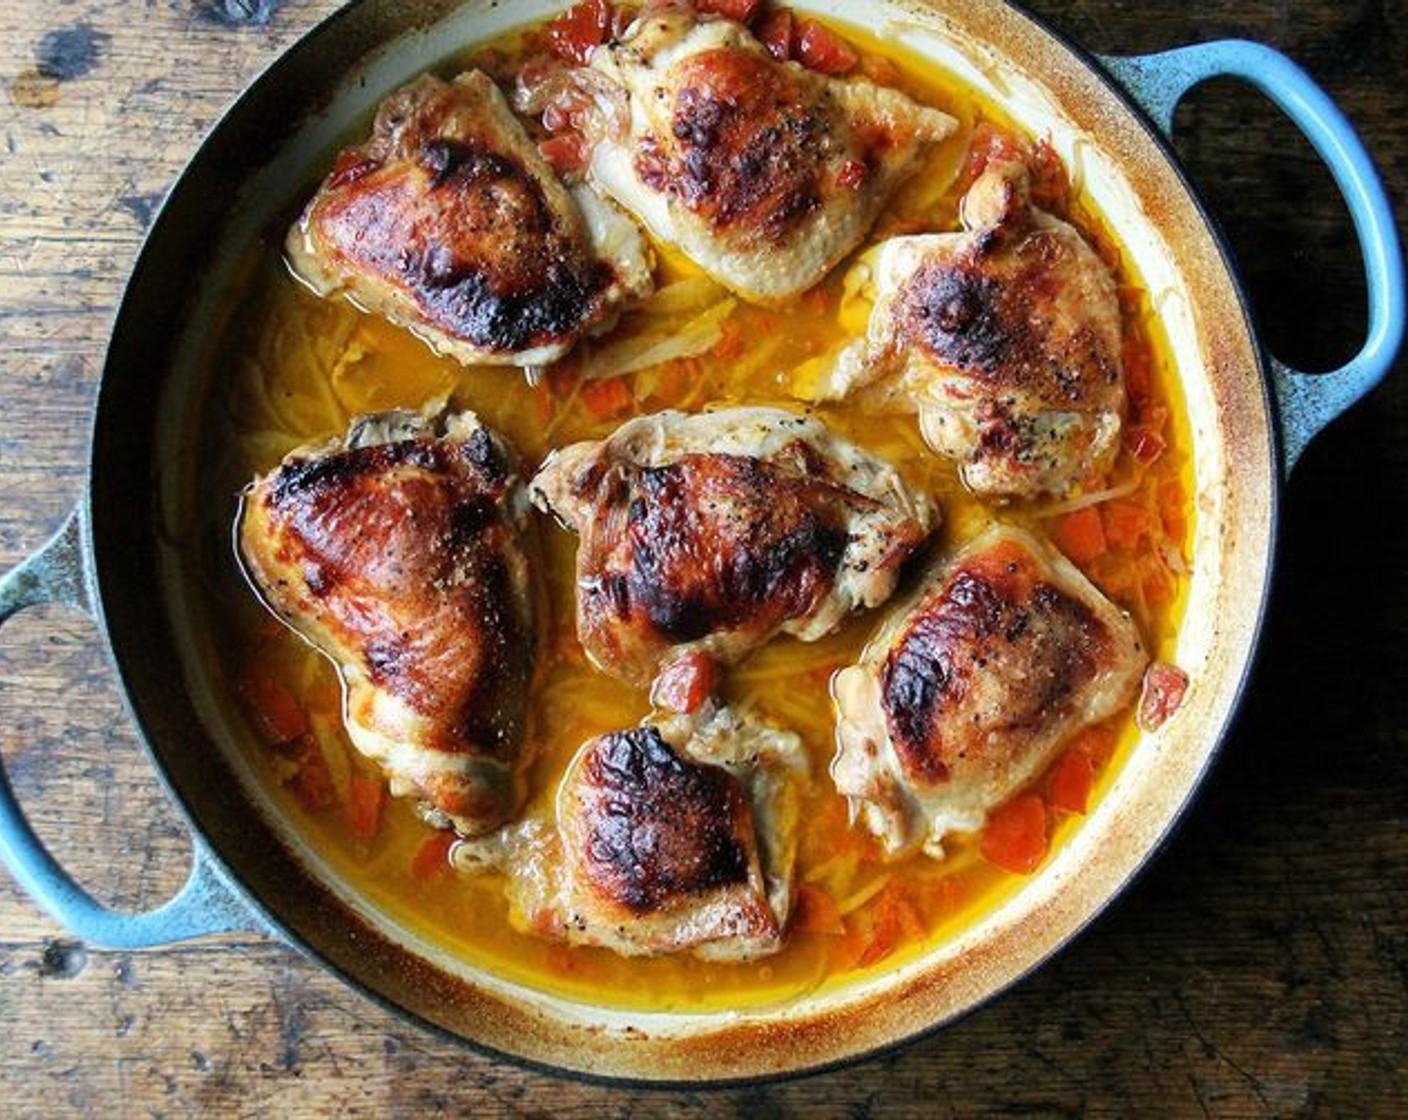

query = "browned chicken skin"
[237, 407, 536, 835]
[455, 705, 807, 960]
[286, 71, 651, 367]
[833, 525, 1147, 857]
[579, 8, 957, 303]
[530, 408, 935, 687]
[570, 725, 755, 916]
[834, 160, 1126, 495]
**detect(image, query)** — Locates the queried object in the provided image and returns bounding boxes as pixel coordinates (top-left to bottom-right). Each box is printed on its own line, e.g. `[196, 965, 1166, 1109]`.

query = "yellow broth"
[192, 11, 1194, 1013]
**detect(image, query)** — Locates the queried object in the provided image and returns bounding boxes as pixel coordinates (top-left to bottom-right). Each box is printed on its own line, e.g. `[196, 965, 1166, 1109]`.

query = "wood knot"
[197, 0, 286, 26]
[38, 937, 88, 979]
[36, 24, 109, 81]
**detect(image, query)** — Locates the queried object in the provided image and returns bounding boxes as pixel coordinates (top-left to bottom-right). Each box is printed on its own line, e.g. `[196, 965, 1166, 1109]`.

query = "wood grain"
[2, 1, 1405, 1116]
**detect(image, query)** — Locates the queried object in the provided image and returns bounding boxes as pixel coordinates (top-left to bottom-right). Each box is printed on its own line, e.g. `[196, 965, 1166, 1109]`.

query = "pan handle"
[0, 506, 266, 947]
[1097, 40, 1405, 475]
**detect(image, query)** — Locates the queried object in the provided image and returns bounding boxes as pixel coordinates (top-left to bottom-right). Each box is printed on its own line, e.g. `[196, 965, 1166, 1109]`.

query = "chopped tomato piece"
[965, 122, 1026, 180]
[794, 19, 858, 76]
[1028, 137, 1070, 213]
[530, 906, 564, 938]
[929, 874, 964, 916]
[1138, 662, 1188, 732]
[1136, 401, 1170, 432]
[1069, 723, 1118, 766]
[1101, 499, 1150, 552]
[1124, 425, 1167, 466]
[237, 667, 308, 746]
[652, 359, 696, 403]
[858, 905, 898, 967]
[1159, 479, 1188, 545]
[411, 830, 457, 883]
[515, 53, 558, 97]
[1142, 561, 1175, 606]
[979, 793, 1049, 875]
[1123, 336, 1154, 407]
[650, 651, 718, 714]
[755, 6, 793, 61]
[1051, 505, 1108, 567]
[1092, 566, 1136, 610]
[538, 133, 586, 176]
[695, 0, 762, 22]
[545, 0, 611, 65]
[859, 882, 922, 966]
[828, 924, 869, 972]
[1046, 746, 1095, 815]
[541, 101, 570, 134]
[836, 159, 868, 189]
[326, 153, 380, 191]
[792, 884, 846, 936]
[711, 317, 745, 360]
[893, 888, 925, 939]
[961, 124, 1072, 207]
[859, 53, 902, 87]
[580, 376, 633, 419]
[289, 735, 336, 812]
[345, 774, 386, 839]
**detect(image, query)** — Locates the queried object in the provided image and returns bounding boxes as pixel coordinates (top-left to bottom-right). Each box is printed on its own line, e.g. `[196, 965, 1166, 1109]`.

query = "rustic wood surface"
[1, 1, 1404, 1115]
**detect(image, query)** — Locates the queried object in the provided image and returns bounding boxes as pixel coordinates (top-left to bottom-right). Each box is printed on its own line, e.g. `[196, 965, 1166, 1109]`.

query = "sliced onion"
[638, 276, 727, 316]
[579, 299, 737, 381]
[1159, 538, 1189, 577]
[836, 874, 892, 917]
[1034, 475, 1142, 519]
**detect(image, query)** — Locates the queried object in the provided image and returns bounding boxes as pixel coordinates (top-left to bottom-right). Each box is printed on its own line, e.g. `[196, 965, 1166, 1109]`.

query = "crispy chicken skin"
[238, 407, 536, 835]
[286, 71, 651, 367]
[530, 408, 935, 687]
[832, 525, 1146, 857]
[457, 706, 807, 960]
[577, 8, 956, 303]
[835, 160, 1126, 496]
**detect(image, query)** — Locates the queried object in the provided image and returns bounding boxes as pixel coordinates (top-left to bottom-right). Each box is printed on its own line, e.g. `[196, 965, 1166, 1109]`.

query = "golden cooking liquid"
[193, 15, 1194, 1013]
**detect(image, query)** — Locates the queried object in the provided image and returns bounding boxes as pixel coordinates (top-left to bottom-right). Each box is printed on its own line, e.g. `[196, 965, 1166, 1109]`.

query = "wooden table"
[1, 1, 1404, 1115]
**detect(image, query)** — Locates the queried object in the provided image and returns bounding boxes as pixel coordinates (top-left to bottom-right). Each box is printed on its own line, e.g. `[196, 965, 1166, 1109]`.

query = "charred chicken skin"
[287, 70, 652, 367]
[832, 525, 1147, 857]
[238, 407, 536, 835]
[834, 159, 1126, 496]
[530, 407, 935, 688]
[576, 7, 957, 303]
[456, 705, 807, 960]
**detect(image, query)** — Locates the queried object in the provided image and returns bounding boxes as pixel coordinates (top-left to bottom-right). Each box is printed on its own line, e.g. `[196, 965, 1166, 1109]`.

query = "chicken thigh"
[286, 71, 652, 367]
[834, 159, 1126, 496]
[575, 8, 956, 303]
[238, 406, 537, 835]
[832, 524, 1146, 858]
[531, 407, 935, 687]
[457, 705, 807, 960]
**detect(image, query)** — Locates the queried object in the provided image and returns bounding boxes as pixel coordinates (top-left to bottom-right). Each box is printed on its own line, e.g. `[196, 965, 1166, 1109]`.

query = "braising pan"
[0, 0, 1401, 1083]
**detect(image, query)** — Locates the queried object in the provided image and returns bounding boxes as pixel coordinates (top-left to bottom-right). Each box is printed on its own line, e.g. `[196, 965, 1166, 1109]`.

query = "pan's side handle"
[1098, 40, 1405, 474]
[0, 506, 266, 947]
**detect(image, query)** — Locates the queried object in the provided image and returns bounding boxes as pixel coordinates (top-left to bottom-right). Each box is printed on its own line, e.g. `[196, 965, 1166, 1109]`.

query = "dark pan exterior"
[75, 0, 1286, 1082]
